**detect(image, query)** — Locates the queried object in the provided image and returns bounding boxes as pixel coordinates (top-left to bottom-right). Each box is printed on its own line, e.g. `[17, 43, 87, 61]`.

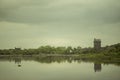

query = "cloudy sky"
[0, 0, 120, 49]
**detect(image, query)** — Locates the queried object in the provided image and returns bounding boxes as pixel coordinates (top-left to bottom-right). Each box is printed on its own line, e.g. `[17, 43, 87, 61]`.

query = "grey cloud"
[0, 0, 120, 48]
[0, 0, 120, 25]
[0, 0, 54, 20]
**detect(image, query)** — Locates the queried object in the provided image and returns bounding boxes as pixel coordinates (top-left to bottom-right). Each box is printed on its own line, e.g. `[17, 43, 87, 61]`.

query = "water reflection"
[14, 57, 21, 67]
[0, 56, 120, 71]
[0, 56, 120, 80]
[94, 63, 102, 72]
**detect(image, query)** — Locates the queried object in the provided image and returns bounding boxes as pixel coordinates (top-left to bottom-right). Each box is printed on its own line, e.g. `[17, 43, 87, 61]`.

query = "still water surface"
[0, 56, 120, 80]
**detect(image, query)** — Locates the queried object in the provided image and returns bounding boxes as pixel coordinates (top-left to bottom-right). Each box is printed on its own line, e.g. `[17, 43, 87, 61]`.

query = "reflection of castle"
[94, 63, 102, 72]
[94, 38, 101, 51]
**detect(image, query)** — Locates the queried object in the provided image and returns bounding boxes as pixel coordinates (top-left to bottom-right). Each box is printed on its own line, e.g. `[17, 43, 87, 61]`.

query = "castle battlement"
[94, 38, 101, 50]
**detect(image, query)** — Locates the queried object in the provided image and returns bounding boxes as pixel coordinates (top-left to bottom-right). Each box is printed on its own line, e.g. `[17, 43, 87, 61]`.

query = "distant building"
[94, 38, 101, 50]
[15, 47, 21, 50]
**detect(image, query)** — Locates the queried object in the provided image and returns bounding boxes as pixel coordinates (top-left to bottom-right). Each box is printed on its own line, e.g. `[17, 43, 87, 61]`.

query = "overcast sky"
[0, 0, 120, 49]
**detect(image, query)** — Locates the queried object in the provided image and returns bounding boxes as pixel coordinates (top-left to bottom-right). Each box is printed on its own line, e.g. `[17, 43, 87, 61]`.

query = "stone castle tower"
[94, 38, 101, 50]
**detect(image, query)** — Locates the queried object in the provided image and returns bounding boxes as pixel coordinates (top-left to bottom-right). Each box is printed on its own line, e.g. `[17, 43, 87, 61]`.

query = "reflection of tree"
[14, 57, 21, 67]
[34, 56, 73, 63]
[0, 56, 120, 66]
[94, 63, 102, 72]
[33, 56, 91, 63]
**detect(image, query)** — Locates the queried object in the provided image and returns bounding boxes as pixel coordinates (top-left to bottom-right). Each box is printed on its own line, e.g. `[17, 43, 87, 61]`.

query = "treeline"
[0, 46, 81, 55]
[0, 43, 120, 56]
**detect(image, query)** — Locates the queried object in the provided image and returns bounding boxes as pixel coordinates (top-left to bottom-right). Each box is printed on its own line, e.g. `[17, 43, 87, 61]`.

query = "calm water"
[0, 56, 120, 80]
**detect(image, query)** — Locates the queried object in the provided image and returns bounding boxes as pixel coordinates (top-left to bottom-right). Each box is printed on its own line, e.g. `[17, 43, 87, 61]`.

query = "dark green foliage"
[0, 43, 120, 57]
